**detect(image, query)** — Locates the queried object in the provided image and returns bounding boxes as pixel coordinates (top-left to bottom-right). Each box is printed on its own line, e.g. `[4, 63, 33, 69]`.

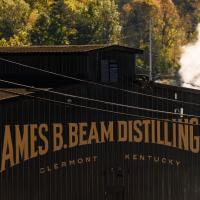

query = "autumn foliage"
[0, 0, 199, 76]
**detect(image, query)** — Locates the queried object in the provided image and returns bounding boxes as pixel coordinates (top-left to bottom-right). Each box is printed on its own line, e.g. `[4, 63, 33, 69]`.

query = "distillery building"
[0, 45, 200, 200]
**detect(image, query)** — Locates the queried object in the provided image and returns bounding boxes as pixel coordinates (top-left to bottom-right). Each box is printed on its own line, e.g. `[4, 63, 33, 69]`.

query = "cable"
[0, 78, 200, 119]
[0, 88, 198, 126]
[0, 79, 194, 118]
[2, 56, 200, 105]
[0, 57, 199, 107]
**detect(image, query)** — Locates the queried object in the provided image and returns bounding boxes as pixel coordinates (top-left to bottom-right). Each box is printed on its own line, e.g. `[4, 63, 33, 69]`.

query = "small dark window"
[101, 60, 118, 83]
[101, 60, 109, 82]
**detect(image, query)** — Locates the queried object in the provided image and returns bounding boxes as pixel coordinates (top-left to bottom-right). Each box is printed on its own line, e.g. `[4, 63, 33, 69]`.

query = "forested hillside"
[0, 0, 199, 77]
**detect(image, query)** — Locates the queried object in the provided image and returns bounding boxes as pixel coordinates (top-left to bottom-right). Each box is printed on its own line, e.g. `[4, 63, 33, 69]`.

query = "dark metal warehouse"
[0, 45, 200, 200]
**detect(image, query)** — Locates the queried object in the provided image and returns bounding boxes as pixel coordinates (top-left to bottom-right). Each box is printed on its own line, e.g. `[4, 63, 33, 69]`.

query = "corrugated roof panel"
[0, 45, 143, 54]
[0, 88, 34, 101]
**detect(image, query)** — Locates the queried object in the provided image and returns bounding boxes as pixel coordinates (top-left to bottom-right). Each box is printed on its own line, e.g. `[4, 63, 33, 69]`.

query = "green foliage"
[24, 0, 47, 9]
[0, 0, 199, 78]
[0, 31, 30, 46]
[70, 0, 122, 44]
[30, 13, 51, 45]
[69, 2, 99, 44]
[122, 0, 185, 74]
[47, 0, 74, 44]
[94, 0, 122, 44]
[30, 0, 121, 45]
[30, 0, 76, 45]
[173, 0, 200, 40]
[0, 0, 30, 39]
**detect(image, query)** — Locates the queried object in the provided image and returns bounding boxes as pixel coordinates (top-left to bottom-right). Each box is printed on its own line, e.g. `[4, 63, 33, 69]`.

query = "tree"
[156, 0, 185, 73]
[71, 0, 122, 44]
[0, 0, 30, 39]
[30, 0, 76, 45]
[121, 0, 162, 72]
[0, 30, 30, 46]
[97, 0, 122, 44]
[24, 0, 47, 9]
[121, 0, 185, 75]
[29, 12, 51, 45]
[173, 0, 200, 40]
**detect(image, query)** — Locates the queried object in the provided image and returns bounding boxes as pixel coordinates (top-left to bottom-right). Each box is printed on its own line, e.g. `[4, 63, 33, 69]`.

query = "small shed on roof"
[0, 45, 143, 87]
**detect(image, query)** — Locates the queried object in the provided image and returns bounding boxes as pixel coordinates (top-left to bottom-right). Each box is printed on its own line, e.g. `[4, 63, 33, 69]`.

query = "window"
[101, 60, 109, 82]
[101, 60, 118, 83]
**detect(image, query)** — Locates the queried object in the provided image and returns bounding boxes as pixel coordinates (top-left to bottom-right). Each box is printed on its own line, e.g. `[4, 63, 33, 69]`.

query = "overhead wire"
[0, 57, 199, 107]
[1, 78, 200, 119]
[0, 88, 199, 127]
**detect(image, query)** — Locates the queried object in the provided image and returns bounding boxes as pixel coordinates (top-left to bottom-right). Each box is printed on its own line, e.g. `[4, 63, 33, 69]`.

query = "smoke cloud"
[179, 24, 200, 89]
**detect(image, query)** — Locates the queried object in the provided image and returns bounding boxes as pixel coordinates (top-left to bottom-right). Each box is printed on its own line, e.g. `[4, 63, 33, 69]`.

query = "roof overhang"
[0, 45, 143, 54]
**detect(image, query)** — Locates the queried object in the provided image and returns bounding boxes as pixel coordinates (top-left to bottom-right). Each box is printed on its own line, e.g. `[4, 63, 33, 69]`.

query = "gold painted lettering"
[1, 125, 14, 172]
[133, 120, 143, 143]
[118, 121, 127, 142]
[30, 124, 38, 159]
[38, 124, 49, 155]
[68, 123, 78, 148]
[53, 123, 63, 151]
[88, 122, 99, 144]
[79, 123, 88, 146]
[100, 121, 114, 142]
[15, 125, 29, 165]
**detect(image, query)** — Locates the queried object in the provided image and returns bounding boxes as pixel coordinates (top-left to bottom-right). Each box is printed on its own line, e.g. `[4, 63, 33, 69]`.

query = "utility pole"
[149, 19, 153, 81]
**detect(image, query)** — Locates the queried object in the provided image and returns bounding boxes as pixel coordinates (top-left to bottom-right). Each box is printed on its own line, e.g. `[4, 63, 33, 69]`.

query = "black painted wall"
[0, 82, 199, 200]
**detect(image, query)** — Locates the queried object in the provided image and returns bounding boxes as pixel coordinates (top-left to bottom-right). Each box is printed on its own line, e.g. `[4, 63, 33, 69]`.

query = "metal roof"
[0, 88, 35, 101]
[0, 45, 143, 54]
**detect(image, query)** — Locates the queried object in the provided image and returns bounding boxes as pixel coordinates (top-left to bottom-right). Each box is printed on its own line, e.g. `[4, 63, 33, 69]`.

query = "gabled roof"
[0, 44, 143, 54]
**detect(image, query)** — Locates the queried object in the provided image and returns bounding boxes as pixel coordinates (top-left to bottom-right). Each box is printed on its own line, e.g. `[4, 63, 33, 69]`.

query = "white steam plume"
[179, 23, 200, 89]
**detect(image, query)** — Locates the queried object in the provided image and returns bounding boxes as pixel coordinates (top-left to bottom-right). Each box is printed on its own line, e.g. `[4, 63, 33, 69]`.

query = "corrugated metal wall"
[0, 82, 200, 200]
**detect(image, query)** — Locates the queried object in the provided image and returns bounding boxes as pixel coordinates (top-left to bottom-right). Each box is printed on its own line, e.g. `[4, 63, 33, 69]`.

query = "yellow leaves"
[64, 0, 88, 11]
[9, 33, 28, 46]
[0, 31, 29, 47]
[121, 0, 187, 73]
[130, 0, 161, 8]
[122, 3, 132, 13]
[27, 9, 39, 28]
[136, 57, 145, 68]
[139, 39, 148, 49]
[0, 38, 7, 46]
[68, 28, 78, 37]
[146, 0, 160, 7]
[64, 0, 76, 11]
